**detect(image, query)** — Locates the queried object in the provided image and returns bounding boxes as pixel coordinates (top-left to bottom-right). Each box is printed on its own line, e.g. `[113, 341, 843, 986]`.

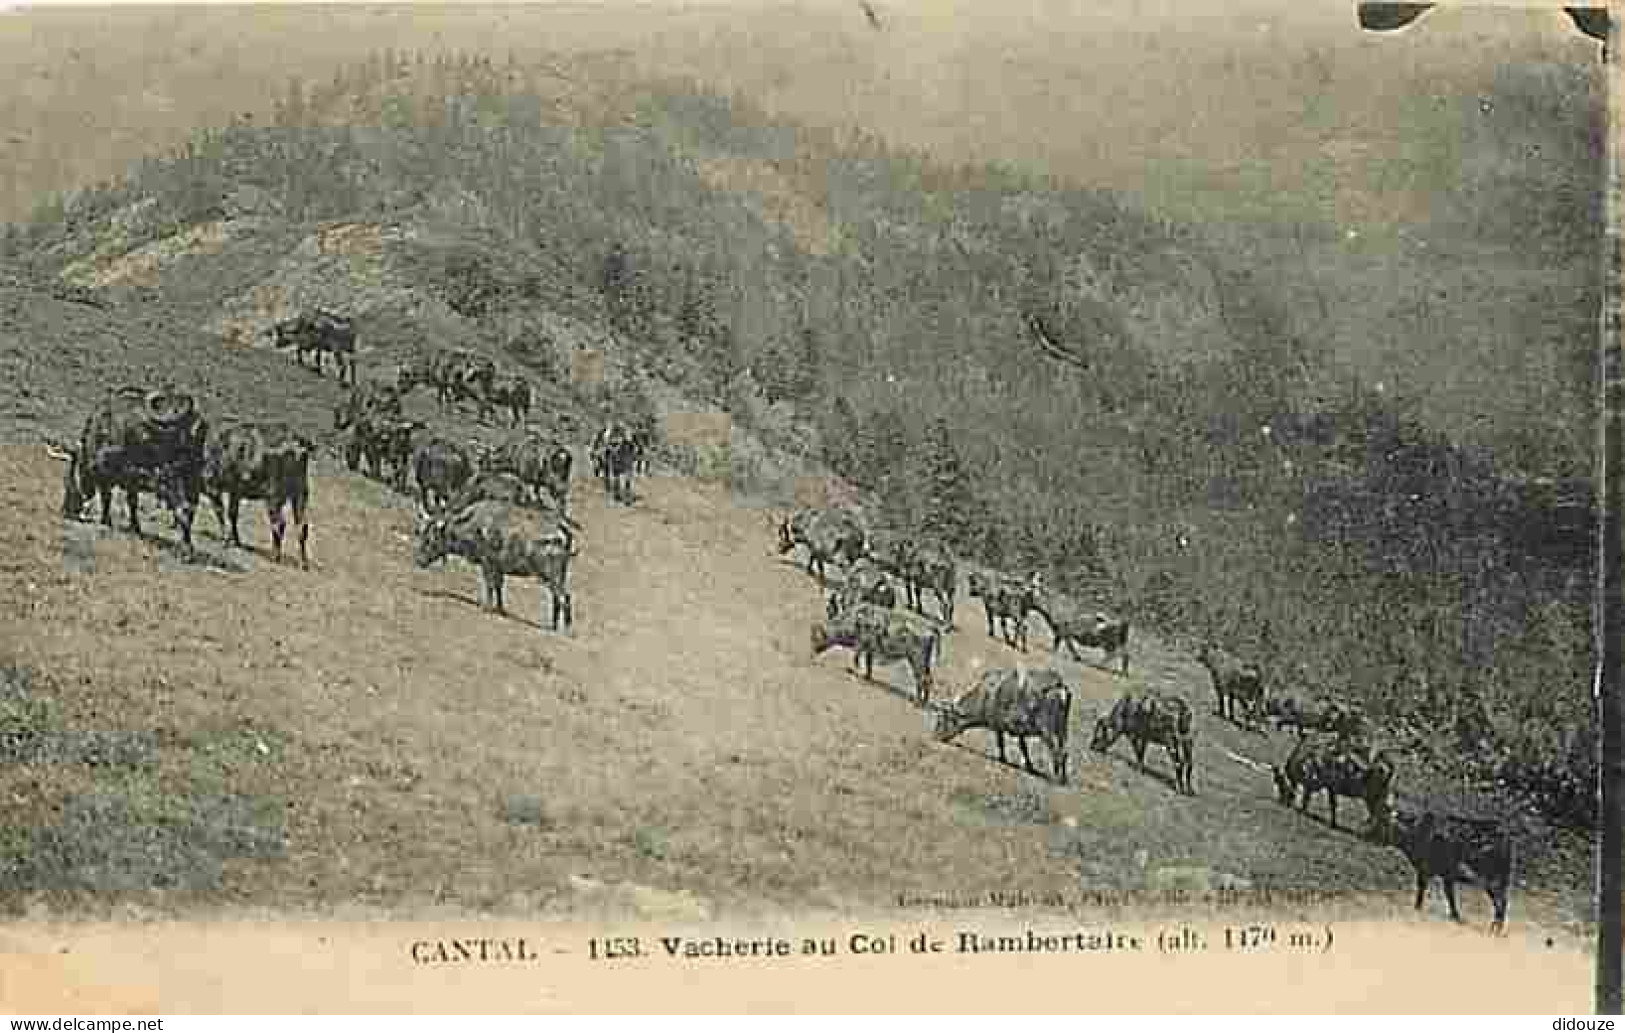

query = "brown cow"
[933, 666, 1072, 784]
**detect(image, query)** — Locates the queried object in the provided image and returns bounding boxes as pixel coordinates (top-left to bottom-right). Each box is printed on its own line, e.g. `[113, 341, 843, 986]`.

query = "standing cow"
[412, 435, 475, 510]
[933, 666, 1072, 784]
[1090, 691, 1196, 795]
[413, 500, 576, 630]
[966, 571, 1035, 651]
[201, 421, 313, 568]
[1272, 734, 1395, 834]
[591, 422, 638, 504]
[271, 309, 357, 385]
[1197, 642, 1265, 728]
[1026, 581, 1130, 674]
[1370, 804, 1514, 933]
[54, 385, 209, 559]
[777, 508, 867, 587]
[478, 429, 573, 513]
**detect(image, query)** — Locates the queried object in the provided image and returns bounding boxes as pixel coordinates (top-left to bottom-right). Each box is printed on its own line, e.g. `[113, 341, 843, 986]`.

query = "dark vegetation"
[0, 47, 1599, 833]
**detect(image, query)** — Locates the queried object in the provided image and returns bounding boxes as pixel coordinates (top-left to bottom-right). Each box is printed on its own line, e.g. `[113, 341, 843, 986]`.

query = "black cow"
[477, 430, 573, 513]
[1197, 642, 1265, 728]
[334, 382, 404, 473]
[1271, 734, 1396, 834]
[414, 500, 575, 630]
[810, 602, 940, 704]
[1090, 692, 1196, 795]
[966, 571, 1035, 651]
[826, 557, 898, 619]
[933, 666, 1072, 784]
[362, 417, 423, 492]
[56, 385, 209, 558]
[777, 507, 867, 587]
[1371, 804, 1514, 933]
[271, 309, 357, 385]
[201, 421, 313, 568]
[905, 540, 958, 627]
[489, 373, 532, 426]
[1026, 583, 1129, 674]
[412, 435, 475, 510]
[591, 422, 638, 504]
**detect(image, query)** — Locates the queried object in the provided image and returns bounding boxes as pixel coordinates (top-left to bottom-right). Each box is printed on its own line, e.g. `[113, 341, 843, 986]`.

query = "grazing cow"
[412, 435, 475, 510]
[809, 602, 940, 704]
[965, 571, 1035, 651]
[1264, 695, 1367, 738]
[55, 385, 209, 558]
[414, 500, 575, 630]
[1025, 584, 1129, 673]
[1271, 734, 1396, 834]
[905, 540, 958, 627]
[201, 421, 313, 568]
[488, 373, 532, 426]
[591, 421, 638, 504]
[933, 666, 1072, 784]
[1197, 642, 1265, 727]
[777, 507, 867, 587]
[1370, 804, 1514, 933]
[477, 430, 573, 512]
[826, 557, 898, 619]
[271, 309, 357, 384]
[1090, 692, 1196, 795]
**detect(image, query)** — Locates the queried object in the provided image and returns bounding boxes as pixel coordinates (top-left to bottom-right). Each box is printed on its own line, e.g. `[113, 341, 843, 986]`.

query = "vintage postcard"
[0, 0, 1609, 1013]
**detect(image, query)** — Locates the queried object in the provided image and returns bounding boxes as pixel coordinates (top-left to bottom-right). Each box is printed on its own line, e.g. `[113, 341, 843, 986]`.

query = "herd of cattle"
[776, 505, 1515, 934]
[37, 309, 1514, 933]
[46, 313, 653, 628]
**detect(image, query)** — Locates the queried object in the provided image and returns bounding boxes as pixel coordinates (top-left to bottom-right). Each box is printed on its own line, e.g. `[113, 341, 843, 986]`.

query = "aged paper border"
[0, 0, 1603, 1014]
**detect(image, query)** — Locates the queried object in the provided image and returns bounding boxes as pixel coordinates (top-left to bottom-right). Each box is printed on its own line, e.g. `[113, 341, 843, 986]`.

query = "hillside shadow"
[1091, 746, 1186, 795]
[941, 737, 1066, 785]
[417, 587, 565, 633]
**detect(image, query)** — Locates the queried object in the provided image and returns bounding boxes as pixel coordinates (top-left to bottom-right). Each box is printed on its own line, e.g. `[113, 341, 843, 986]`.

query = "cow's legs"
[207, 492, 229, 540]
[295, 498, 310, 571]
[1131, 737, 1147, 769]
[1487, 883, 1508, 933]
[227, 495, 243, 547]
[268, 501, 287, 562]
[1018, 737, 1037, 775]
[994, 731, 1008, 765]
[1442, 878, 1464, 923]
[124, 486, 142, 534]
[1413, 872, 1430, 912]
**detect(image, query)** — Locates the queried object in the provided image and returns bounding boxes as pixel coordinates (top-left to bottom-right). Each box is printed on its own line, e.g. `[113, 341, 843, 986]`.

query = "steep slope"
[0, 274, 1593, 940]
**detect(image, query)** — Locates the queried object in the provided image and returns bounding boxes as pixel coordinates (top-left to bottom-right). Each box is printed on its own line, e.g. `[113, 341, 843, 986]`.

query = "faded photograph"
[0, 0, 1608, 1012]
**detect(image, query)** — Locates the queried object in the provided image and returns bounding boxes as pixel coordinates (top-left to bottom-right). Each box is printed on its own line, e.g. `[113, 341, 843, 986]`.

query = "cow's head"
[413, 507, 450, 568]
[1088, 712, 1120, 753]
